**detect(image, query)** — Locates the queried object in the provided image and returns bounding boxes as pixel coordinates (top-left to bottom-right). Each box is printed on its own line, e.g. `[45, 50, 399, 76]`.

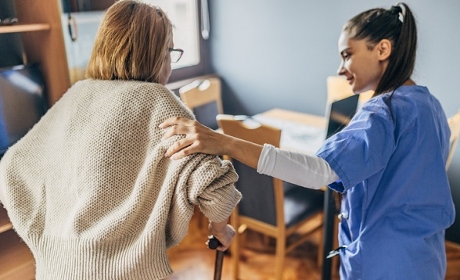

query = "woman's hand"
[208, 221, 236, 251]
[161, 116, 263, 168]
[160, 117, 229, 159]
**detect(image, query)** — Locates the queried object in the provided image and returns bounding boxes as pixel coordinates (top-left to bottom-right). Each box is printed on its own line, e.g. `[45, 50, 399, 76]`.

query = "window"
[61, 0, 209, 85]
[159, 0, 211, 82]
[146, 0, 200, 70]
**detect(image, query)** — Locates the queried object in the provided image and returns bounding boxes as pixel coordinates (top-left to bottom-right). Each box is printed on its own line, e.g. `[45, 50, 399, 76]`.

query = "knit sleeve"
[185, 155, 241, 223]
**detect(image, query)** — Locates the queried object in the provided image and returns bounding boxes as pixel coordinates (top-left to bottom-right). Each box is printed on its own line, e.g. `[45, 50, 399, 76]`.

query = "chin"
[350, 84, 361, 94]
[352, 84, 372, 95]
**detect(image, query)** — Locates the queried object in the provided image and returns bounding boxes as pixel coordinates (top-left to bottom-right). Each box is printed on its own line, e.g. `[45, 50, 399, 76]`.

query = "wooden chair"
[447, 110, 460, 170]
[179, 77, 223, 130]
[217, 114, 324, 280]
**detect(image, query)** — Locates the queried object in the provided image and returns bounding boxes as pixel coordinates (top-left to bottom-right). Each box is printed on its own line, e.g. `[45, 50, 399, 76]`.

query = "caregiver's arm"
[160, 117, 339, 189]
[257, 144, 339, 189]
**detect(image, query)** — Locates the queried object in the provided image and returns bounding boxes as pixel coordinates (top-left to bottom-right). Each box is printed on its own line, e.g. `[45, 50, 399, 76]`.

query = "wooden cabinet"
[0, 0, 70, 105]
[0, 0, 70, 278]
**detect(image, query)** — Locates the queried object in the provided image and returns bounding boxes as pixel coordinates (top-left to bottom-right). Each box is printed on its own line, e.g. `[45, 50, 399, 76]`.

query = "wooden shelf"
[0, 206, 13, 234]
[0, 230, 35, 279]
[0, 23, 50, 34]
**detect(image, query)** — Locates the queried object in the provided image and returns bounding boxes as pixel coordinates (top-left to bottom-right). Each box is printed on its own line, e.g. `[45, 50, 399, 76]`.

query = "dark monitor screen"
[0, 64, 48, 156]
[326, 94, 359, 139]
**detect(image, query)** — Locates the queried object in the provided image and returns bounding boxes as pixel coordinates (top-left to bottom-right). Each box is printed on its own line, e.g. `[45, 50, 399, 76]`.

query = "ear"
[376, 39, 392, 61]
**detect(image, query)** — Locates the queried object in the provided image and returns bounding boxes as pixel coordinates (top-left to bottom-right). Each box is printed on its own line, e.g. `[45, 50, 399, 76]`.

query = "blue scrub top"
[317, 85, 455, 280]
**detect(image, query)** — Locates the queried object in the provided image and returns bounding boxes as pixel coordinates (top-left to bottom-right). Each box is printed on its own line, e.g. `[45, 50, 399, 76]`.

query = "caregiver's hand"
[160, 117, 230, 159]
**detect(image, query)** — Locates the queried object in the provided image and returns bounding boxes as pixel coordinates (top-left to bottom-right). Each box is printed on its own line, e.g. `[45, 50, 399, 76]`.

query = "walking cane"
[208, 235, 225, 280]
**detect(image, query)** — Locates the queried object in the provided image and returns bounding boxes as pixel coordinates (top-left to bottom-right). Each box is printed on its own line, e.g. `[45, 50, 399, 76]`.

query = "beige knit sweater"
[0, 79, 241, 280]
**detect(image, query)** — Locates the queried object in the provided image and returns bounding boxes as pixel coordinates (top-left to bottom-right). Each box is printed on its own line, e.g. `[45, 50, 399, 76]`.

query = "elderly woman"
[0, 1, 241, 279]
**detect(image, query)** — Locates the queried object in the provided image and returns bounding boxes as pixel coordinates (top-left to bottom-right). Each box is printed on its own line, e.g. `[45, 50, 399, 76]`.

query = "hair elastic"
[397, 4, 406, 23]
[390, 5, 405, 23]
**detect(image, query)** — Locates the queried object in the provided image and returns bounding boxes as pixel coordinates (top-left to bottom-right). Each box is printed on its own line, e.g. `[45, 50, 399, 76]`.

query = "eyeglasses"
[169, 48, 184, 63]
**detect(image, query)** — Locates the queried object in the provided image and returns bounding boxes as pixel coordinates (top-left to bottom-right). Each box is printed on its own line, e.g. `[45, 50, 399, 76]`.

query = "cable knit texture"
[0, 79, 241, 280]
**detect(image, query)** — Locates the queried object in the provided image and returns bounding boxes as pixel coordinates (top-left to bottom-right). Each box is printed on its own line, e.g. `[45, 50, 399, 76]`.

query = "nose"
[337, 62, 346, 76]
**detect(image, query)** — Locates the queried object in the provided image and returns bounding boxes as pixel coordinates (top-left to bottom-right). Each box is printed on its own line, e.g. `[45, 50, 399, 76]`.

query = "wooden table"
[260, 108, 327, 127]
[257, 108, 337, 280]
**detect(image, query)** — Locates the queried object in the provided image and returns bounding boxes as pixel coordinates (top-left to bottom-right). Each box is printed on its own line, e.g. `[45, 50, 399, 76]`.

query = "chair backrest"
[217, 114, 284, 226]
[447, 110, 460, 170]
[179, 77, 223, 130]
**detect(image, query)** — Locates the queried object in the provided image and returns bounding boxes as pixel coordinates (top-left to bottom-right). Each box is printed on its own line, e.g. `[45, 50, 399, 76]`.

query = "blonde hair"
[86, 0, 172, 83]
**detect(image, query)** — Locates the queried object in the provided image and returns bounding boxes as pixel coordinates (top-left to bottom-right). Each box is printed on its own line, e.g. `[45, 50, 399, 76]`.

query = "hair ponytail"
[376, 3, 417, 95]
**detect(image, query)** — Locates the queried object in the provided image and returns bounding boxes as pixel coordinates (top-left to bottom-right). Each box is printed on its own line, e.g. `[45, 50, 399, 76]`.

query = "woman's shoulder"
[83, 79, 181, 102]
[368, 85, 432, 109]
[395, 84, 430, 96]
[392, 85, 441, 109]
[356, 86, 427, 127]
[74, 79, 171, 92]
[379, 85, 445, 128]
[124, 81, 195, 118]
[65, 79, 194, 119]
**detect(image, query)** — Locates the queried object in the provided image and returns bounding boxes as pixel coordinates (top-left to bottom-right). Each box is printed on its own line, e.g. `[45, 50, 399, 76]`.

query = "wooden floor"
[0, 209, 459, 279]
[167, 211, 460, 280]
